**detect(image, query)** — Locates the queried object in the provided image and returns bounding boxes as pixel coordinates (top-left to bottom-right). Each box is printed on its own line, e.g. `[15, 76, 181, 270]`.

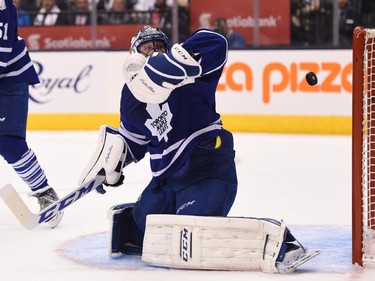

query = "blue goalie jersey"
[120, 29, 228, 179]
[0, 0, 39, 89]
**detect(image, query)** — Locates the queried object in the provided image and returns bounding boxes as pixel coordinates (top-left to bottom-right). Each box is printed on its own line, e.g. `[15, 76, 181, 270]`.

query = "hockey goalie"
[78, 26, 319, 273]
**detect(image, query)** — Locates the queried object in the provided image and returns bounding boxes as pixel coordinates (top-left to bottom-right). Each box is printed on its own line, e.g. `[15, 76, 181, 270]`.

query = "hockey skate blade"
[278, 250, 321, 273]
[0, 184, 39, 230]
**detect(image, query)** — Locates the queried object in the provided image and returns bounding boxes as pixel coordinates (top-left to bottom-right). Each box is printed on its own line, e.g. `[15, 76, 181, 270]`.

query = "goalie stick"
[0, 171, 105, 230]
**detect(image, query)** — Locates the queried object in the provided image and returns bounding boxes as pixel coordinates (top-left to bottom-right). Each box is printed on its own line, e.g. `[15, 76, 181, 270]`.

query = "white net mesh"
[362, 28, 375, 263]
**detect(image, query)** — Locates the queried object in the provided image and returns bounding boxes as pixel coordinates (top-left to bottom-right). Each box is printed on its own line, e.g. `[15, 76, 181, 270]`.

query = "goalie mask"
[130, 26, 170, 57]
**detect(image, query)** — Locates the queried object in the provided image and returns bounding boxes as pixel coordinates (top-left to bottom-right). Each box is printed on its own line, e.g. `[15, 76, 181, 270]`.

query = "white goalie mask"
[130, 25, 170, 57]
[123, 26, 170, 83]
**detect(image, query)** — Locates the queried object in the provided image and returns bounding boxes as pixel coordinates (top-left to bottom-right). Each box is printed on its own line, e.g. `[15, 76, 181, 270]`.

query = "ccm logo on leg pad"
[180, 227, 192, 262]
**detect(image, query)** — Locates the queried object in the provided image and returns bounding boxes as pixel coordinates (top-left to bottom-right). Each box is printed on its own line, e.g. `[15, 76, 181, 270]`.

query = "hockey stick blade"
[0, 172, 105, 230]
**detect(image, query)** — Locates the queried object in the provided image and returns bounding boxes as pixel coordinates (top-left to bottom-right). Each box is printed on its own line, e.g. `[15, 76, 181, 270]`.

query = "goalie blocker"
[108, 205, 319, 273]
[78, 125, 136, 193]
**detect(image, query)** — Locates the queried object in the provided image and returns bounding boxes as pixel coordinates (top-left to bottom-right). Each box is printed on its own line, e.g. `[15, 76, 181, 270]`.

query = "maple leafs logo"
[145, 103, 173, 142]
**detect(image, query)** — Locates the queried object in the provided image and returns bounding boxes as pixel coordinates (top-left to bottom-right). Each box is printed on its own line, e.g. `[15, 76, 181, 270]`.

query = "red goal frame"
[352, 26, 375, 267]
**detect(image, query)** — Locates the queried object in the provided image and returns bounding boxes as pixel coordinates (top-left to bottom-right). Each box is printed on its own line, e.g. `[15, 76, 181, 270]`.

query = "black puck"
[305, 72, 318, 86]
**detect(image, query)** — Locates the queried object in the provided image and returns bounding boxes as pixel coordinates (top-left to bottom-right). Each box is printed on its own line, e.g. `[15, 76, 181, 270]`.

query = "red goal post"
[352, 26, 375, 267]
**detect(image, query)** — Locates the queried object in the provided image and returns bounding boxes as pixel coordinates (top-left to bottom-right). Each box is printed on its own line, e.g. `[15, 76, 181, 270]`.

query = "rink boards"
[27, 50, 352, 134]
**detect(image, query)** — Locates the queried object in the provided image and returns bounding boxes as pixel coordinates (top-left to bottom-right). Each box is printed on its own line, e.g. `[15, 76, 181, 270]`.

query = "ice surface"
[1, 131, 374, 281]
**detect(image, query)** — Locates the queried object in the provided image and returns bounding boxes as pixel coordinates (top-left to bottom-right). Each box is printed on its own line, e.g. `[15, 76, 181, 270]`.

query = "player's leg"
[171, 131, 309, 272]
[0, 83, 63, 228]
[142, 215, 318, 273]
[108, 178, 175, 256]
[107, 203, 141, 257]
[152, 129, 309, 272]
[174, 129, 238, 216]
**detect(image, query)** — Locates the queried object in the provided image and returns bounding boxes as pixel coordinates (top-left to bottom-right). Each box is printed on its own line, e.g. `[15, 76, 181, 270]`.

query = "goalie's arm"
[127, 43, 202, 104]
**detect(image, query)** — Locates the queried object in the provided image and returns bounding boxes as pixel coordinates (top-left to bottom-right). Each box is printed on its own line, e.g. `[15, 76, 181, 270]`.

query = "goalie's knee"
[107, 203, 143, 257]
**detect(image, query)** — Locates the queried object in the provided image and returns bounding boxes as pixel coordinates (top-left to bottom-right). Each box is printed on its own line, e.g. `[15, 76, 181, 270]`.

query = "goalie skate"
[276, 248, 320, 273]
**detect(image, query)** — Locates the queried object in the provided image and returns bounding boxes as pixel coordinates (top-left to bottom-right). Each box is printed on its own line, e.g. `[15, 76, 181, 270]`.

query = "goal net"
[352, 26, 375, 267]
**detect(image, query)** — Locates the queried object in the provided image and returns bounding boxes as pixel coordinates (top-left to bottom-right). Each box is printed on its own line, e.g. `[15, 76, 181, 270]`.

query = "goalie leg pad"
[107, 203, 143, 257]
[141, 215, 287, 273]
[78, 125, 130, 186]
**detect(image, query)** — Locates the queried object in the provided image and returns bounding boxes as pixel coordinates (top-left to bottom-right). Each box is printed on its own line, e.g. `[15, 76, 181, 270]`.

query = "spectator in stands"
[20, 0, 38, 11]
[68, 0, 91, 25]
[338, 0, 360, 47]
[23, 0, 71, 10]
[95, 0, 108, 10]
[86, 0, 117, 23]
[213, 17, 246, 49]
[150, 0, 171, 38]
[291, 0, 322, 46]
[55, 0, 71, 10]
[100, 0, 136, 10]
[13, 0, 32, 26]
[131, 0, 171, 38]
[33, 0, 68, 25]
[133, 0, 154, 11]
[176, 0, 190, 42]
[104, 0, 135, 24]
